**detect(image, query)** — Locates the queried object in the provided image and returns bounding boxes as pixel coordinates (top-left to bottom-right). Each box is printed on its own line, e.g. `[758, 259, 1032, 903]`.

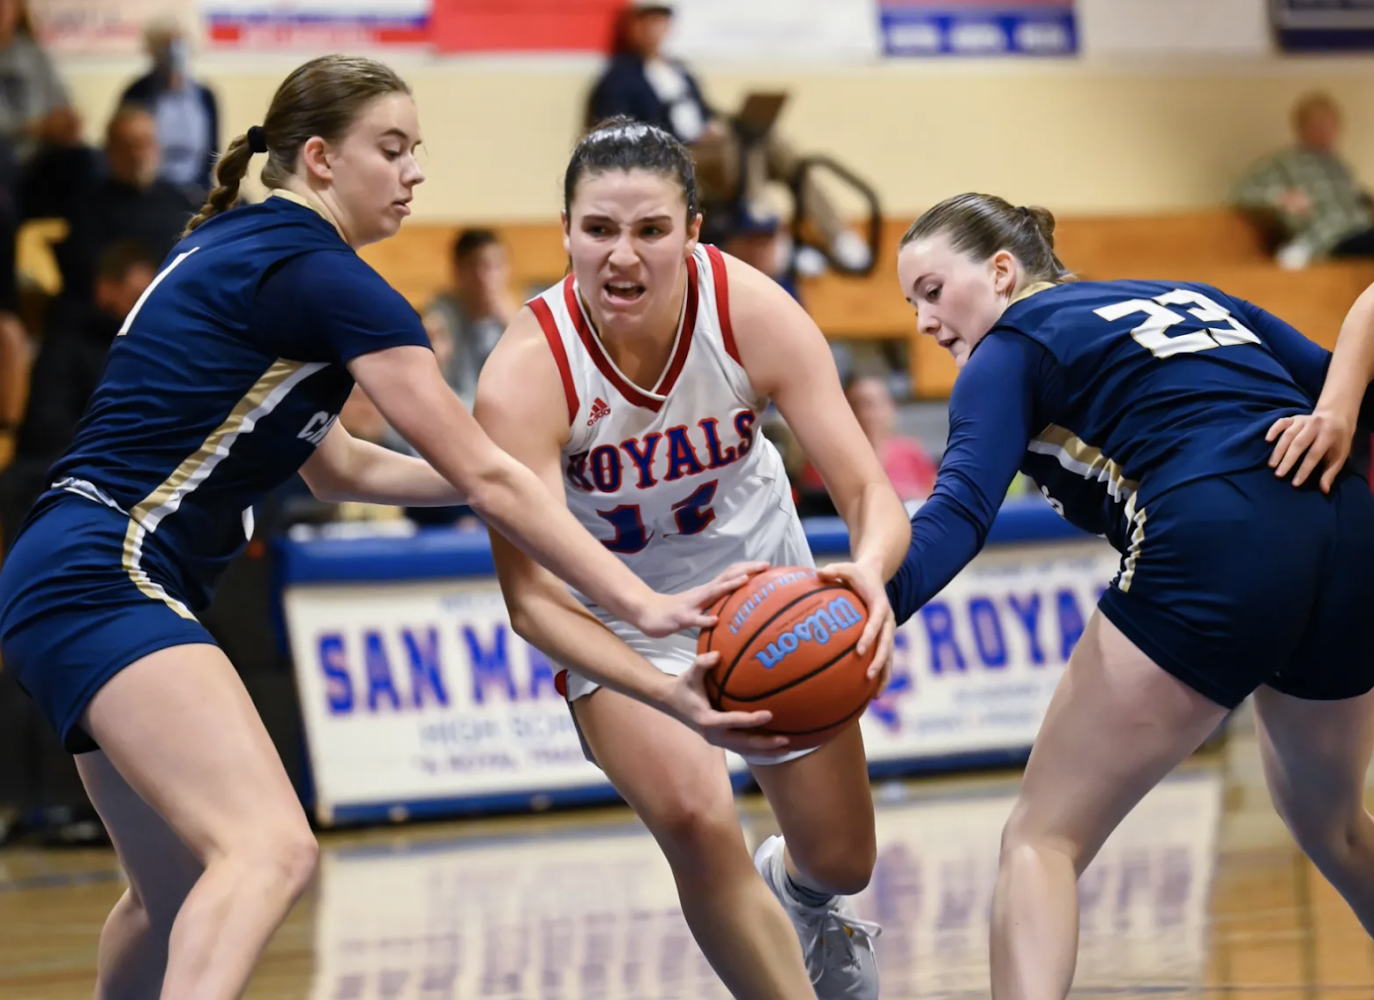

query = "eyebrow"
[379, 128, 420, 145]
[580, 213, 675, 226]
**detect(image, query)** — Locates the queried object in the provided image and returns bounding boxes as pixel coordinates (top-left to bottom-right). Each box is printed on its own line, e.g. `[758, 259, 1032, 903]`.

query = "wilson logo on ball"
[754, 596, 864, 669]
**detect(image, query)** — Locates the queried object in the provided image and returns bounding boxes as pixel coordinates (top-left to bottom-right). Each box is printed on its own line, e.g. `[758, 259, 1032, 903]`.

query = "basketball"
[698, 566, 881, 750]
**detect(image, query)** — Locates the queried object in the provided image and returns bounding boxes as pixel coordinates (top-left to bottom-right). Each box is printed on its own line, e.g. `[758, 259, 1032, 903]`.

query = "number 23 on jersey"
[1095, 288, 1261, 359]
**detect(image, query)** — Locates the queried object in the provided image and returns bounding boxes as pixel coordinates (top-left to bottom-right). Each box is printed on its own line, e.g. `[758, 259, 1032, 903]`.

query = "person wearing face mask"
[120, 16, 219, 200]
[0, 59, 743, 1000]
[885, 192, 1374, 1000]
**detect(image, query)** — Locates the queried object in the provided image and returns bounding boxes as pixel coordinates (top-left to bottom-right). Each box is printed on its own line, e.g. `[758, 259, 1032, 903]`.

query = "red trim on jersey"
[561, 270, 699, 413]
[653, 261, 698, 397]
[530, 295, 579, 425]
[704, 245, 740, 365]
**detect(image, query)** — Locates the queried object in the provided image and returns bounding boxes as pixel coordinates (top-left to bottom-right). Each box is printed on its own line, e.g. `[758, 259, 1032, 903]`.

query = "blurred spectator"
[587, 0, 869, 270]
[55, 104, 196, 301]
[0, 242, 155, 548]
[721, 204, 861, 391]
[121, 16, 219, 200]
[844, 375, 937, 502]
[793, 374, 936, 516]
[0, 134, 24, 433]
[722, 206, 799, 301]
[0, 0, 95, 221]
[1232, 92, 1374, 268]
[423, 228, 516, 408]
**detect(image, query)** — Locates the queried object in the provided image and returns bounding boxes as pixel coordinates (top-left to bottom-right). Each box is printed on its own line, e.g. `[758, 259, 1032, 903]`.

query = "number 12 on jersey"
[597, 480, 719, 554]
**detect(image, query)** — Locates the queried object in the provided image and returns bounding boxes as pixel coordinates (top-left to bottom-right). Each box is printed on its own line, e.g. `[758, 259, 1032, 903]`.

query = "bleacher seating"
[358, 211, 1374, 399]
[18, 210, 1372, 401]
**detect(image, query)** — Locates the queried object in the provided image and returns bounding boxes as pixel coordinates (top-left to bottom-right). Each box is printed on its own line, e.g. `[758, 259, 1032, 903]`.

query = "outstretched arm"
[352, 331, 746, 639]
[886, 332, 1045, 625]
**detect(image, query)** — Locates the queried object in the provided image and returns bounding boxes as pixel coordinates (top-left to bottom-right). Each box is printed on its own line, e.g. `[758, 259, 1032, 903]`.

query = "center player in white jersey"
[476, 118, 911, 1000]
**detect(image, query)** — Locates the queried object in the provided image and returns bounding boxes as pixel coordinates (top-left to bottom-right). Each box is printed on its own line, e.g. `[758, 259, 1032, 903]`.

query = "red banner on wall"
[432, 0, 627, 53]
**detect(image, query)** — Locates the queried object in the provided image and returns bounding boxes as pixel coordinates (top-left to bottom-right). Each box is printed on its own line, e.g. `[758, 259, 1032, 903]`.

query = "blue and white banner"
[1272, 0, 1374, 51]
[282, 522, 1118, 826]
[203, 0, 428, 49]
[666, 0, 882, 62]
[880, 0, 1077, 56]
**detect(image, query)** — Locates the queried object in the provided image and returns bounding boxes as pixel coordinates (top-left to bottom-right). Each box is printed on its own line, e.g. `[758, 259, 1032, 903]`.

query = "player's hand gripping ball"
[697, 566, 882, 750]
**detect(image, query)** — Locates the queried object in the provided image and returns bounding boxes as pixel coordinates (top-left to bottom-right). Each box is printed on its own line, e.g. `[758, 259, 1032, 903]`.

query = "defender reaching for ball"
[885, 193, 1374, 1000]
[475, 118, 910, 1000]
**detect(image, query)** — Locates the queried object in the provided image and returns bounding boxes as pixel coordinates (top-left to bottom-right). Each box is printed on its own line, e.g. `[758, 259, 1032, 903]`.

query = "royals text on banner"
[1272, 0, 1374, 51]
[881, 0, 1077, 56]
[284, 537, 1118, 826]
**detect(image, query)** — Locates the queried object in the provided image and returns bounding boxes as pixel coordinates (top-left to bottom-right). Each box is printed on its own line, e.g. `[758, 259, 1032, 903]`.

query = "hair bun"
[1022, 205, 1057, 247]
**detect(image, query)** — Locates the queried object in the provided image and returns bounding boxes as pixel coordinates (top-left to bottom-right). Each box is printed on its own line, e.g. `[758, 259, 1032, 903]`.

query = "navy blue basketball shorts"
[1098, 467, 1374, 710]
[0, 494, 215, 753]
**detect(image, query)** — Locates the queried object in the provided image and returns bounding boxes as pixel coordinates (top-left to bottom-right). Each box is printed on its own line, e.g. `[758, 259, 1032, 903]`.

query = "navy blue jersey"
[888, 279, 1373, 622]
[34, 194, 430, 608]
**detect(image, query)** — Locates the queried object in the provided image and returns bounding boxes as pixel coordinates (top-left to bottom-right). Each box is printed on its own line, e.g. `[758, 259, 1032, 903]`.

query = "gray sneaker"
[753, 834, 881, 999]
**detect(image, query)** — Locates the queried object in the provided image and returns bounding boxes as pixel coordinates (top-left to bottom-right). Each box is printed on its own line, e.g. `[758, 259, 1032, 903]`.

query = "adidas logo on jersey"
[587, 397, 612, 427]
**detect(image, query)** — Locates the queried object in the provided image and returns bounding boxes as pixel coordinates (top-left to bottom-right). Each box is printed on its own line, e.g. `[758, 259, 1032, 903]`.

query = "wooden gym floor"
[2, 719, 1373, 1000]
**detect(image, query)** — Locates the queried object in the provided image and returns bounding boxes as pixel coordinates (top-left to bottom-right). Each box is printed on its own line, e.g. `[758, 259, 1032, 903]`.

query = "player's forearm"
[463, 457, 656, 626]
[382, 383, 660, 627]
[837, 480, 912, 580]
[885, 490, 986, 625]
[504, 582, 677, 711]
[1321, 284, 1374, 426]
[323, 438, 467, 507]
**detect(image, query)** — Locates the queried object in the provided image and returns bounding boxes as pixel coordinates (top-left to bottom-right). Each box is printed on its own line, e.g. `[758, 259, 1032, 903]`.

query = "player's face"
[326, 92, 425, 247]
[564, 168, 701, 336]
[897, 234, 1017, 368]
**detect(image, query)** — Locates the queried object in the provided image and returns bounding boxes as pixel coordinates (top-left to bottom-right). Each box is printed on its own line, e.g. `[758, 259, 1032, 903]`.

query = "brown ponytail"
[900, 193, 1073, 285]
[183, 133, 255, 235]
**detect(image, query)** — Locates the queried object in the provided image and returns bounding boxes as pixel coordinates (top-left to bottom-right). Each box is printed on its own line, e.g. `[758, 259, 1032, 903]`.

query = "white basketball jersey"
[530, 244, 812, 607]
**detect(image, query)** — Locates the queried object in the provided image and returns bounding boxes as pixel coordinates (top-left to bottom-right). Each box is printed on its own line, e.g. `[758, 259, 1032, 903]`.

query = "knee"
[999, 808, 1086, 875]
[791, 838, 876, 897]
[1280, 802, 1370, 868]
[224, 820, 319, 900]
[645, 795, 744, 875]
[266, 825, 320, 898]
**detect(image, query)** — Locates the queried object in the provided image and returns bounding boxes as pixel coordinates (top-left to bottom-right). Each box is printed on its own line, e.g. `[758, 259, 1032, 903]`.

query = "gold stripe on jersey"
[121, 359, 315, 619]
[1027, 424, 1138, 507]
[121, 520, 198, 619]
[1010, 280, 1058, 305]
[1118, 505, 1148, 593]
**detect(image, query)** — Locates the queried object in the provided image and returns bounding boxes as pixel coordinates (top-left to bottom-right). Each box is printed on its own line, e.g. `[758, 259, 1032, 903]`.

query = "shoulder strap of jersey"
[529, 276, 601, 452]
[696, 244, 764, 407]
